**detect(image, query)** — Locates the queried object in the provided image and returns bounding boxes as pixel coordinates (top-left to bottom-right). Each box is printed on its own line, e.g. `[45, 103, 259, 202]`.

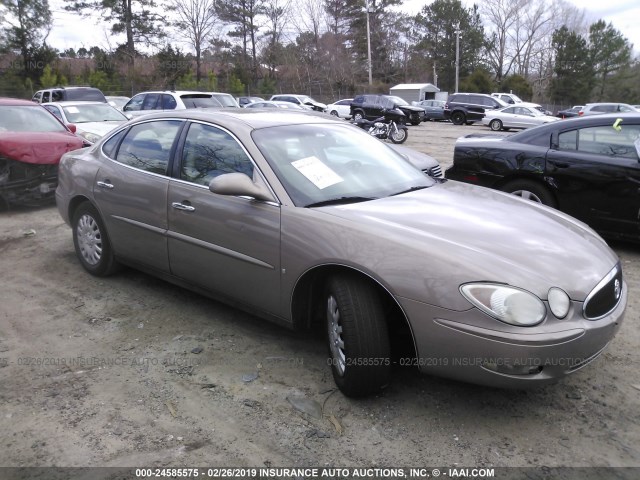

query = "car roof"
[0, 97, 39, 106]
[42, 101, 109, 106]
[132, 90, 212, 96]
[583, 102, 634, 107]
[124, 108, 340, 129]
[505, 112, 640, 142]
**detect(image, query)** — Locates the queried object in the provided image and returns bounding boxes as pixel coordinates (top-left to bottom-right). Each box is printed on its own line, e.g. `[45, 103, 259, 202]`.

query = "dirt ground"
[1, 122, 639, 474]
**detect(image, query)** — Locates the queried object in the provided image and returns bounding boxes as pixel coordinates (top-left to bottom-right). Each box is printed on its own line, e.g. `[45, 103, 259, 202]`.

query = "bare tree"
[171, 0, 219, 82]
[480, 0, 528, 82]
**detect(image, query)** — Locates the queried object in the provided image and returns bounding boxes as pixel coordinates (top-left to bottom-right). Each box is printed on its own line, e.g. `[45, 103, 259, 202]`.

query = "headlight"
[460, 283, 546, 326]
[79, 131, 101, 145]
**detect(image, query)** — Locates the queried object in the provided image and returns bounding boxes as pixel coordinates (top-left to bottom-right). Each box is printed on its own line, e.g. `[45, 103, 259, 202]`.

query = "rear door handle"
[171, 202, 195, 212]
[96, 181, 114, 189]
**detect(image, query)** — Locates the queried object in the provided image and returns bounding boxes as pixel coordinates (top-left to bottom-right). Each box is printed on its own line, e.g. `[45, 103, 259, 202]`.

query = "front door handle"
[171, 202, 196, 212]
[96, 181, 114, 189]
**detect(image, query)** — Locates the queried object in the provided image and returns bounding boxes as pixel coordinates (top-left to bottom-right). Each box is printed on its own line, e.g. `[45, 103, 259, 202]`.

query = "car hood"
[315, 180, 617, 307]
[75, 121, 126, 137]
[307, 100, 327, 109]
[397, 105, 424, 113]
[0, 132, 84, 165]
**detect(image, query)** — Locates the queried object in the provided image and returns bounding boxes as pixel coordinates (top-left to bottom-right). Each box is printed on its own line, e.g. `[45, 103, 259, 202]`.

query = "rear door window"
[142, 93, 161, 110]
[560, 125, 640, 159]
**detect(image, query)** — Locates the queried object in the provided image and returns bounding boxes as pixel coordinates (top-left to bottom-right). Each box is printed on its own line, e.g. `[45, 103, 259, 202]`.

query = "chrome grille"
[425, 165, 443, 178]
[584, 263, 623, 320]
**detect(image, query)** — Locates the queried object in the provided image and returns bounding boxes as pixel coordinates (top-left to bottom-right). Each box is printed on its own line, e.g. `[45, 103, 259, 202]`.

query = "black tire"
[411, 120, 420, 126]
[353, 110, 364, 122]
[489, 119, 503, 131]
[329, 110, 339, 117]
[389, 126, 408, 144]
[325, 273, 391, 397]
[72, 202, 119, 276]
[502, 179, 556, 208]
[451, 111, 466, 125]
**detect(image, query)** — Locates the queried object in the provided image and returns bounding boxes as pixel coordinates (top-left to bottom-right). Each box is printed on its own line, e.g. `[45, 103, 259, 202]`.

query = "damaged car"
[0, 98, 85, 209]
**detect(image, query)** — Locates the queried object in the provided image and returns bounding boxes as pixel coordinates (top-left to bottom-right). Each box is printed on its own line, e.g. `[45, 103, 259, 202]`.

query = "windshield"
[65, 89, 106, 102]
[0, 106, 68, 133]
[62, 103, 128, 123]
[389, 96, 409, 106]
[180, 95, 221, 108]
[253, 123, 433, 207]
[211, 94, 238, 107]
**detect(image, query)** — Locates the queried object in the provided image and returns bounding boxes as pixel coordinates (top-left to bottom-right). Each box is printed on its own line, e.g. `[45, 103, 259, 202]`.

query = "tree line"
[0, 0, 638, 105]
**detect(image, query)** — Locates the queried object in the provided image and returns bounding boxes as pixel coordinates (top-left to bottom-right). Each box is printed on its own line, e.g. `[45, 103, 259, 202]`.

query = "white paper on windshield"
[291, 156, 343, 190]
[65, 107, 80, 113]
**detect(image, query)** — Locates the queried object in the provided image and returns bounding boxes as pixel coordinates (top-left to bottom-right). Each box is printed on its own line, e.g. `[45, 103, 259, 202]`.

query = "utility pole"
[366, 0, 373, 85]
[433, 62, 438, 88]
[455, 23, 460, 93]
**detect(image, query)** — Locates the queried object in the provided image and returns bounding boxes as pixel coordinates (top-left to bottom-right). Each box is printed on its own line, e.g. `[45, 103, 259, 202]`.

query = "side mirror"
[67, 123, 77, 133]
[209, 172, 274, 202]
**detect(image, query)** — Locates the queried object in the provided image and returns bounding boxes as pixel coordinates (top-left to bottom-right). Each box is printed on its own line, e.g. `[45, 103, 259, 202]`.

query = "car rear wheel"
[72, 202, 119, 276]
[490, 119, 503, 131]
[325, 273, 390, 397]
[502, 180, 556, 208]
[451, 111, 466, 125]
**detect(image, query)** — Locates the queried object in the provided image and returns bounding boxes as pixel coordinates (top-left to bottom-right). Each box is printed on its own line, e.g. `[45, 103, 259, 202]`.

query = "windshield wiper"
[305, 196, 377, 208]
[390, 185, 428, 196]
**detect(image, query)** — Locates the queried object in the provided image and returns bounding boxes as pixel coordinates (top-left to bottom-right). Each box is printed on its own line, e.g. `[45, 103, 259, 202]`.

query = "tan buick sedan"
[56, 110, 626, 397]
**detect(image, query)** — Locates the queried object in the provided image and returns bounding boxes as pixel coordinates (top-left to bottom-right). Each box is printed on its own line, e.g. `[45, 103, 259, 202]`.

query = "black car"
[556, 105, 583, 118]
[350, 94, 424, 125]
[443, 93, 507, 125]
[445, 113, 640, 242]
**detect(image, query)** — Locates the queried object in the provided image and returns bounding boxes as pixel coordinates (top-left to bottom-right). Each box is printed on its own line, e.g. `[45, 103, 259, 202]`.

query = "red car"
[0, 97, 84, 209]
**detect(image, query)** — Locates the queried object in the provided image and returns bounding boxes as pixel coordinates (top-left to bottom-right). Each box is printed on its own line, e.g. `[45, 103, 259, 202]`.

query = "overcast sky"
[48, 0, 639, 54]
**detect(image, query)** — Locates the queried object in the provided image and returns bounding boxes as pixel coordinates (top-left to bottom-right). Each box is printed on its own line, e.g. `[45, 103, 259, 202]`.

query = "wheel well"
[291, 265, 417, 359]
[494, 175, 558, 204]
[67, 195, 93, 222]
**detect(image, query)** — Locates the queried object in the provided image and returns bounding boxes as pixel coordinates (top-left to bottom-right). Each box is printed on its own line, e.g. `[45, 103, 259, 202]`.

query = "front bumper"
[397, 281, 626, 388]
[0, 157, 58, 207]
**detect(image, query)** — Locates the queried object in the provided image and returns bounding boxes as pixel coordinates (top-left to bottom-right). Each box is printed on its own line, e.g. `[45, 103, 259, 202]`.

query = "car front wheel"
[325, 274, 391, 397]
[502, 179, 556, 208]
[72, 202, 119, 276]
[490, 119, 503, 131]
[330, 110, 339, 117]
[353, 110, 364, 122]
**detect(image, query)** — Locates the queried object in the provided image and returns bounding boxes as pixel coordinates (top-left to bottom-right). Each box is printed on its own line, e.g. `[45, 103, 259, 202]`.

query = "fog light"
[482, 360, 543, 376]
[548, 287, 570, 319]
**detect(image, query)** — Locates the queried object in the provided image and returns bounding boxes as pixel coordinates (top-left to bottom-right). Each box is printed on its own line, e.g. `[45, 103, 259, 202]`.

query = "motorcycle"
[352, 108, 408, 144]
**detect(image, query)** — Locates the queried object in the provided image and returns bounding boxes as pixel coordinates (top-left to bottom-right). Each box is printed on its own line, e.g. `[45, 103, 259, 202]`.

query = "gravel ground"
[0, 121, 639, 476]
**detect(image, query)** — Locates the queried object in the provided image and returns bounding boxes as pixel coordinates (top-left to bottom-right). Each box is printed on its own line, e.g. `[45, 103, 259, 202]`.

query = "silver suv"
[122, 91, 221, 118]
[579, 103, 638, 116]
